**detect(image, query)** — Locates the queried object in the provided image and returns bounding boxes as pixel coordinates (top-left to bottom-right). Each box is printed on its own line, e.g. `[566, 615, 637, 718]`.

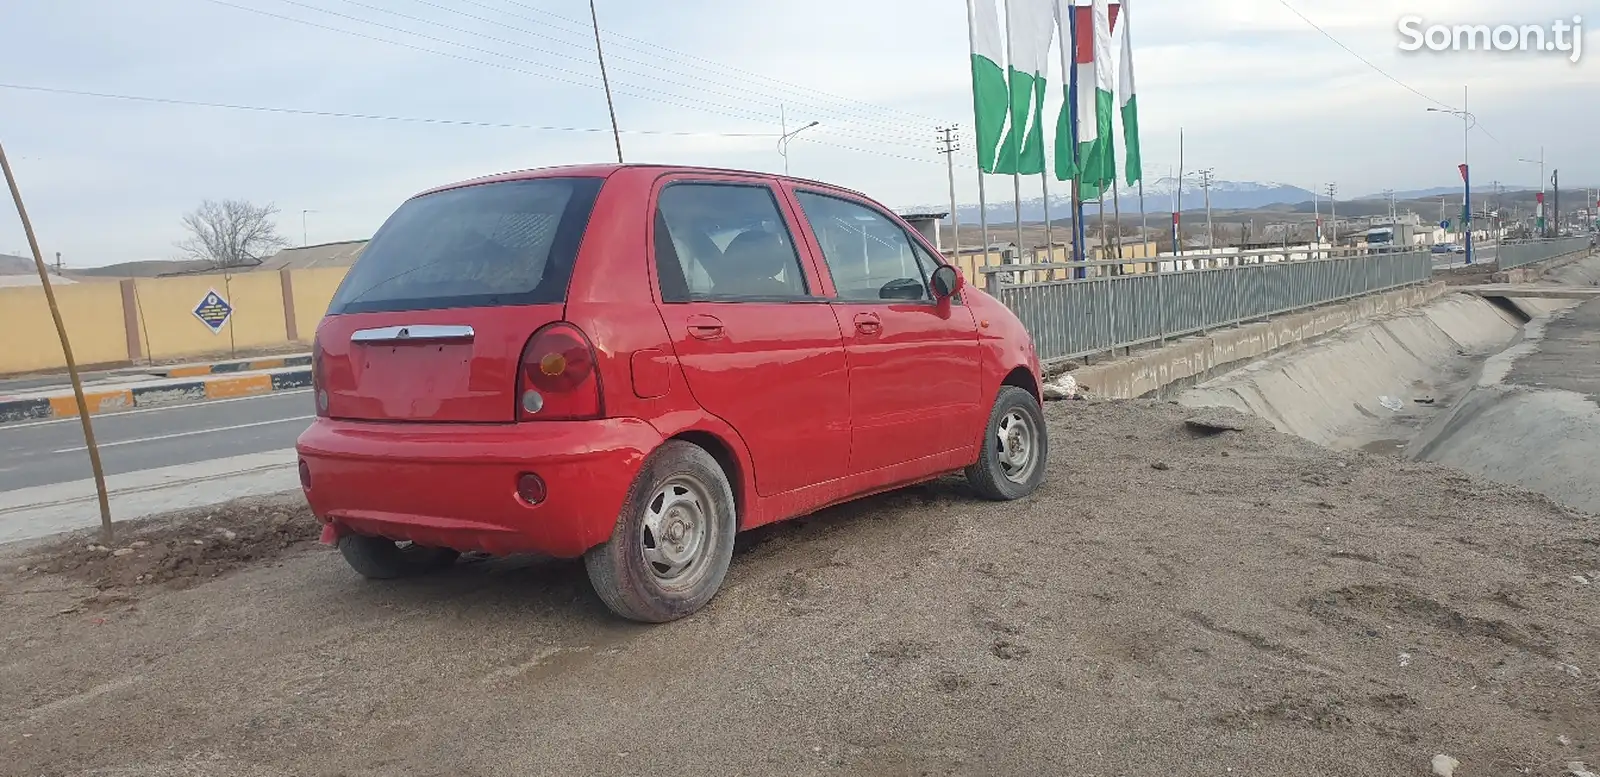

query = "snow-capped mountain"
[907, 179, 1320, 225]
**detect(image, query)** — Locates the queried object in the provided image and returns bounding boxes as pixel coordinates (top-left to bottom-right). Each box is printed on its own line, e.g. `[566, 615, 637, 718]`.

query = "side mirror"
[930, 264, 961, 299]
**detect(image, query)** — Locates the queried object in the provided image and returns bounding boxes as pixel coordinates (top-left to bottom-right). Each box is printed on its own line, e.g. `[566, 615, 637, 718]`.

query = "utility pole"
[1325, 183, 1338, 247]
[1382, 189, 1395, 221]
[589, 0, 623, 163]
[1552, 169, 1560, 236]
[1313, 187, 1322, 257]
[53, 251, 62, 275]
[1198, 168, 1216, 250]
[936, 126, 962, 255]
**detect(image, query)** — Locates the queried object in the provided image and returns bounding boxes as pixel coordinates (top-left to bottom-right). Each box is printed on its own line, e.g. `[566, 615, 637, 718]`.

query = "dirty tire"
[338, 534, 459, 580]
[585, 440, 737, 623]
[965, 386, 1050, 501]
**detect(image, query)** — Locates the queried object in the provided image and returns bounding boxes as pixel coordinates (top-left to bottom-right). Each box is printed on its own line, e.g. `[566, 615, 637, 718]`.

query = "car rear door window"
[793, 192, 929, 302]
[328, 177, 603, 315]
[654, 183, 810, 302]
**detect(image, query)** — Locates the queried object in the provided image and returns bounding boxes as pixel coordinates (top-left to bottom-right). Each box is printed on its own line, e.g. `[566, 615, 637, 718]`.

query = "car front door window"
[793, 192, 930, 302]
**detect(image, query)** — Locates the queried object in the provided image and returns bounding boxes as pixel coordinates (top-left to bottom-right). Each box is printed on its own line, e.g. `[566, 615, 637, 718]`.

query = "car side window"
[793, 191, 930, 303]
[654, 183, 810, 303]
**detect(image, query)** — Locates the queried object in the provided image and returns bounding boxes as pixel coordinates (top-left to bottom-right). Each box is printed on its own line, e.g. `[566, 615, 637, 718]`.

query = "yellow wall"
[131, 275, 239, 362]
[220, 272, 288, 350]
[290, 267, 351, 342]
[0, 283, 129, 373]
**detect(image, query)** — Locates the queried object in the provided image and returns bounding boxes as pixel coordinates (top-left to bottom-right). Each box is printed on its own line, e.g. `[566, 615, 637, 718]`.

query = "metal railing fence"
[979, 247, 1433, 363]
[1493, 236, 1591, 271]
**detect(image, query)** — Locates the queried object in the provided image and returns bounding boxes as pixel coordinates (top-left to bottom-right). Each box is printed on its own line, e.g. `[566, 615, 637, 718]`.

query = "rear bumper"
[295, 417, 663, 558]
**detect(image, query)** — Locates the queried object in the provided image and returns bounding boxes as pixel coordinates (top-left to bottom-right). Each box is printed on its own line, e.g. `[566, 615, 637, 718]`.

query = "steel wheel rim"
[639, 474, 716, 586]
[995, 409, 1039, 484]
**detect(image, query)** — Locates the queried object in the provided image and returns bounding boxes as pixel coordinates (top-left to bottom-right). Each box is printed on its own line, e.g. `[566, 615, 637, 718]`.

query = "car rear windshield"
[327, 177, 604, 315]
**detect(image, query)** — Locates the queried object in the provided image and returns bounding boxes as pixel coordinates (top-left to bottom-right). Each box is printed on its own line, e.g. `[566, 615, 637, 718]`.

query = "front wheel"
[584, 441, 737, 623]
[964, 386, 1049, 501]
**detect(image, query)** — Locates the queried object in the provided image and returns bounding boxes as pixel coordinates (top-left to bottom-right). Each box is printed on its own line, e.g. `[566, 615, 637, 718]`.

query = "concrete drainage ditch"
[1180, 254, 1600, 515]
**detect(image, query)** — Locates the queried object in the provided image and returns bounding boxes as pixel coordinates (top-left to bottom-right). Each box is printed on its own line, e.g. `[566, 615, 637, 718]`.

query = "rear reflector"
[517, 473, 547, 505]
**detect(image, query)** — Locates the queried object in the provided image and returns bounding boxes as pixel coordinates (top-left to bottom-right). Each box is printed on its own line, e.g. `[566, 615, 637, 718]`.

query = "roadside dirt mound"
[2, 401, 1596, 776]
[20, 494, 317, 599]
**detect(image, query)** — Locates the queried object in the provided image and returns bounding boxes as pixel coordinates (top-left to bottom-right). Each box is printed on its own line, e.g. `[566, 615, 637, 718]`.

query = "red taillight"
[518, 322, 602, 421]
[311, 333, 329, 417]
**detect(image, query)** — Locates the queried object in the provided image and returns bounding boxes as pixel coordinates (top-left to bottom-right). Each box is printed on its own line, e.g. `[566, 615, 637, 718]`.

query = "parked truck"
[1363, 222, 1419, 254]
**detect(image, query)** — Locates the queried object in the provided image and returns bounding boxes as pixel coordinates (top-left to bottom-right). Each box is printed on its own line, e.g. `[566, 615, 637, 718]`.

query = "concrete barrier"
[1175, 293, 1540, 447]
[1066, 281, 1447, 401]
[0, 367, 311, 423]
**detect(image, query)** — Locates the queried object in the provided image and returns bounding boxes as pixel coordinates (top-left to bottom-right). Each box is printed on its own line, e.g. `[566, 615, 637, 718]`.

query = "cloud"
[0, 0, 1592, 266]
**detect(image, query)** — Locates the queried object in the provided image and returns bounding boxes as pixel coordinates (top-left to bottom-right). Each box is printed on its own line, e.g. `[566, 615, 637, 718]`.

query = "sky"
[0, 0, 1592, 267]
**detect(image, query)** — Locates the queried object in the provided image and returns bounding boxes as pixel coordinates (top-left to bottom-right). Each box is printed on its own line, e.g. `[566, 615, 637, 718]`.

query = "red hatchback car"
[297, 164, 1049, 622]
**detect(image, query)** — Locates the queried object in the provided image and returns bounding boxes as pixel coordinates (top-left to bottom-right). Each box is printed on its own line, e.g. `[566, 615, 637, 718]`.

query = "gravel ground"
[2, 400, 1597, 777]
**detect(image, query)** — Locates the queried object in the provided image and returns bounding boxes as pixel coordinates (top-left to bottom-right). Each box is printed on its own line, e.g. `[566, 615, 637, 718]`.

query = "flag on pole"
[995, 0, 1055, 175]
[1052, 0, 1078, 181]
[1116, 0, 1141, 186]
[967, 0, 1009, 173]
[1081, 0, 1118, 200]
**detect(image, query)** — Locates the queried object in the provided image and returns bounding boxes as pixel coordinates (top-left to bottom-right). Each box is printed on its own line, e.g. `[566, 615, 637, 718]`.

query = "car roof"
[411, 163, 868, 201]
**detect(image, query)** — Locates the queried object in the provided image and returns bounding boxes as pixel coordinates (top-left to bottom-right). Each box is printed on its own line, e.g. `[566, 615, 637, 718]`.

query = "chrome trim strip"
[349, 325, 475, 343]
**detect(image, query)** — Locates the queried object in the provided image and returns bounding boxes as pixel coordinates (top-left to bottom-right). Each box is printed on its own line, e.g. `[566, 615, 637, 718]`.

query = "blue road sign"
[1440, 220, 1450, 229]
[193, 290, 233, 334]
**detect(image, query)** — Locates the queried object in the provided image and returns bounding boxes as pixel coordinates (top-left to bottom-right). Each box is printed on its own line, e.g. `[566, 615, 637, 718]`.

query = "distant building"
[257, 240, 369, 271]
[897, 212, 949, 252]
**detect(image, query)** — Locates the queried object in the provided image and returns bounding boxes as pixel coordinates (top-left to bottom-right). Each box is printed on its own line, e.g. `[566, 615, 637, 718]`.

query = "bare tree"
[176, 199, 289, 269]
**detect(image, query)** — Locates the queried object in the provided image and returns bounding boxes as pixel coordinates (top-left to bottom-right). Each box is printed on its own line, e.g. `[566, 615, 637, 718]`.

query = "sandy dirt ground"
[2, 400, 1597, 777]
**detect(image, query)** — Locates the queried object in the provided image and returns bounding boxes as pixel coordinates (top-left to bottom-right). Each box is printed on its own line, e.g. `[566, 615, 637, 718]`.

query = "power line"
[477, 0, 945, 126]
[1274, 0, 1525, 163]
[308, 0, 931, 146]
[357, 0, 936, 144]
[1273, 0, 1452, 110]
[203, 0, 926, 150]
[0, 82, 779, 137]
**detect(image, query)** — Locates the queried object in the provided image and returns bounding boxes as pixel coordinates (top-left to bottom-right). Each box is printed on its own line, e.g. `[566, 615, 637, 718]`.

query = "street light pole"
[1463, 87, 1472, 265]
[301, 208, 318, 247]
[1426, 88, 1475, 263]
[777, 120, 819, 176]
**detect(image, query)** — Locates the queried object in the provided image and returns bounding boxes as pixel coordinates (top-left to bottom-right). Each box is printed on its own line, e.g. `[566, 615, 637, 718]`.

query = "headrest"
[720, 230, 791, 278]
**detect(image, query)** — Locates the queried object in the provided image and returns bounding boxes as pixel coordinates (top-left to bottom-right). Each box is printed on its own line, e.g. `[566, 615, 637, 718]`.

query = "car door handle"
[853, 312, 881, 335]
[687, 314, 724, 340]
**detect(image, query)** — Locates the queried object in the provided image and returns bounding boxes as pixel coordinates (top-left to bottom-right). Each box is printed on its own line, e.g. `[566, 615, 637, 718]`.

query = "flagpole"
[1176, 125, 1185, 266]
[1042, 174, 1053, 260]
[1066, 1, 1088, 278]
[963, 0, 993, 261]
[1112, 177, 1124, 272]
[1138, 178, 1148, 270]
[1003, 0, 1024, 264]
[1097, 189, 1108, 277]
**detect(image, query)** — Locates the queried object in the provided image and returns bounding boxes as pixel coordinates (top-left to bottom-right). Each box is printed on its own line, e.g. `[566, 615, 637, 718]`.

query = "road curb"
[0, 368, 312, 423]
[159, 354, 313, 379]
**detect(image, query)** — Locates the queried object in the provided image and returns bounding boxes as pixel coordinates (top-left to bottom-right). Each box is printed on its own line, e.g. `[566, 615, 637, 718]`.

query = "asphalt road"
[0, 390, 313, 492]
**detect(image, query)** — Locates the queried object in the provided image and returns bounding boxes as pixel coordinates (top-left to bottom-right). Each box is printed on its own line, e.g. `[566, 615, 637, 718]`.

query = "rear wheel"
[338, 534, 459, 579]
[964, 386, 1049, 501]
[584, 441, 737, 623]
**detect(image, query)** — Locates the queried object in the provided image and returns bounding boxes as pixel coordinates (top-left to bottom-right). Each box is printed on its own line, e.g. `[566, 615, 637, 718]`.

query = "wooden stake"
[0, 140, 114, 541]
